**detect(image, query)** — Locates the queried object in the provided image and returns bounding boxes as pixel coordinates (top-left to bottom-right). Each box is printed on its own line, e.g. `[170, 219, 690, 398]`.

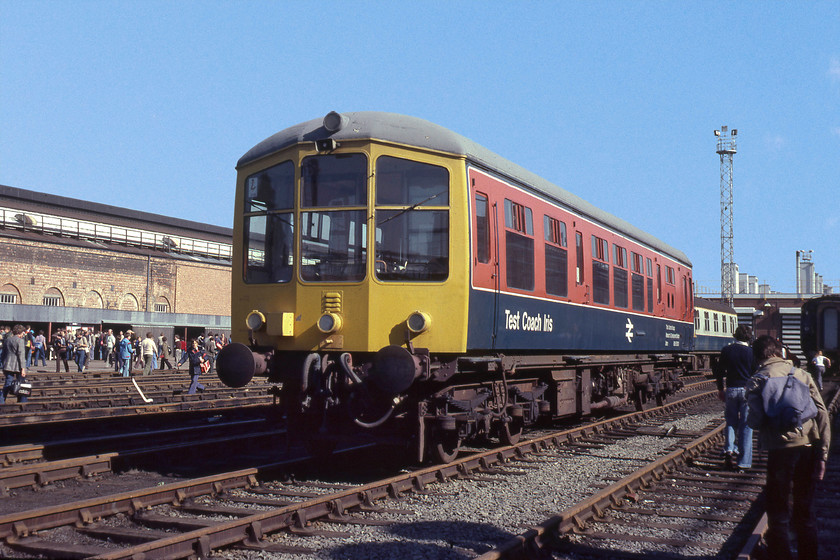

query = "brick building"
[0, 184, 232, 342]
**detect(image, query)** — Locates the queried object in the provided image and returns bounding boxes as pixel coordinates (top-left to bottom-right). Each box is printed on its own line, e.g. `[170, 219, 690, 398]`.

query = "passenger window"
[504, 200, 534, 290]
[475, 193, 490, 264]
[630, 252, 644, 311]
[613, 244, 628, 308]
[591, 235, 610, 305]
[544, 216, 567, 297]
[657, 264, 662, 303]
[632, 273, 645, 312]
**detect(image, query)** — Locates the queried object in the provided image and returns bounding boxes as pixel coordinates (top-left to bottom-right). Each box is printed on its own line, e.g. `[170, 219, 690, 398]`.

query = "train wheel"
[499, 418, 524, 446]
[430, 429, 461, 464]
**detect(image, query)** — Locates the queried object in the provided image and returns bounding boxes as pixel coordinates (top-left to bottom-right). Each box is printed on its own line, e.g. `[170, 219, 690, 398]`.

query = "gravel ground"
[215, 411, 724, 560]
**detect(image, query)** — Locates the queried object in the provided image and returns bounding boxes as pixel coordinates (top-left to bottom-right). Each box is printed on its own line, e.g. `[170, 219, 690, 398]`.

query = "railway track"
[0, 425, 291, 496]
[480, 384, 840, 560]
[0, 369, 274, 425]
[0, 377, 717, 496]
[1, 390, 740, 559]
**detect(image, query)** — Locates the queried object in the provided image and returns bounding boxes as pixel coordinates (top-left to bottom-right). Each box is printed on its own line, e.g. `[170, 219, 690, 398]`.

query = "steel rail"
[0, 427, 288, 492]
[475, 422, 725, 559]
[0, 395, 275, 426]
[480, 383, 839, 560]
[0, 390, 718, 558]
[0, 418, 267, 466]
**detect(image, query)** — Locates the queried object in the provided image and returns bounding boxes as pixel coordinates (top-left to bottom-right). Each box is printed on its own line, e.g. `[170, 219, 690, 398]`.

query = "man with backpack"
[747, 335, 830, 560]
[714, 324, 755, 471]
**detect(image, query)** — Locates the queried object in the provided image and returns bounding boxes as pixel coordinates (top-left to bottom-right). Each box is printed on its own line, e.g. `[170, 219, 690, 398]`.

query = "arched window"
[84, 290, 104, 309]
[0, 283, 21, 304]
[43, 287, 64, 307]
[120, 293, 140, 311]
[154, 296, 171, 313]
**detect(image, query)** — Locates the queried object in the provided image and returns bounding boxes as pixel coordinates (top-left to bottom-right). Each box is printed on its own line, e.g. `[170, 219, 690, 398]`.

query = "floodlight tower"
[715, 126, 737, 307]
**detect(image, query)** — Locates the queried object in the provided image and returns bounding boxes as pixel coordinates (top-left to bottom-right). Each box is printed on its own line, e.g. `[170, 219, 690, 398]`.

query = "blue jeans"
[188, 372, 205, 394]
[33, 345, 46, 366]
[120, 356, 132, 377]
[724, 386, 752, 469]
[75, 349, 87, 372]
[1, 371, 28, 403]
[813, 366, 825, 391]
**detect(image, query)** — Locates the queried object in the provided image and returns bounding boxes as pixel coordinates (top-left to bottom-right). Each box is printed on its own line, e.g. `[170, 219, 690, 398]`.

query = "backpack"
[748, 365, 818, 432]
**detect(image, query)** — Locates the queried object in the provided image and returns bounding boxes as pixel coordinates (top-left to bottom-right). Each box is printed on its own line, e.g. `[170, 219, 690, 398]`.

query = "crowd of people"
[0, 325, 230, 399]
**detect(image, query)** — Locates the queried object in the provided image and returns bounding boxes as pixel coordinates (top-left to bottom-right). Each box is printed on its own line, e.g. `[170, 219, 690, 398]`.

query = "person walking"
[747, 335, 831, 560]
[24, 326, 34, 368]
[0, 325, 6, 368]
[133, 337, 144, 370]
[33, 330, 47, 367]
[172, 334, 181, 364]
[1, 324, 29, 404]
[158, 337, 173, 370]
[118, 331, 135, 377]
[177, 339, 207, 394]
[810, 350, 830, 392]
[73, 329, 89, 373]
[204, 333, 217, 374]
[105, 329, 116, 366]
[714, 324, 755, 471]
[140, 333, 157, 376]
[52, 330, 70, 373]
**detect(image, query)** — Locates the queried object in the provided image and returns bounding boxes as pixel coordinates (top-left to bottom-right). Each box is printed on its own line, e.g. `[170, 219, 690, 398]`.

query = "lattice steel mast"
[715, 126, 737, 307]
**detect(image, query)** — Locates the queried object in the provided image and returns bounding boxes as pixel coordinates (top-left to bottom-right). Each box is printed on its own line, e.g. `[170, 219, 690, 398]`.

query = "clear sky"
[2, 1, 838, 294]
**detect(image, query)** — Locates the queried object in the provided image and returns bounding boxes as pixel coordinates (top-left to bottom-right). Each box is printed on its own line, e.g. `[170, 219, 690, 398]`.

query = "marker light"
[317, 312, 343, 334]
[245, 310, 266, 331]
[407, 311, 432, 334]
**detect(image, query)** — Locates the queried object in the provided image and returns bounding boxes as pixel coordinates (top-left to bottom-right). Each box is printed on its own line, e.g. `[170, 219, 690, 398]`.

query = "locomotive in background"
[801, 294, 840, 372]
[217, 111, 697, 463]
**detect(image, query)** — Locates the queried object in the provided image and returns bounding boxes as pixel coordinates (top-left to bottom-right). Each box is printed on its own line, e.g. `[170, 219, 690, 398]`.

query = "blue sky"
[2, 1, 838, 294]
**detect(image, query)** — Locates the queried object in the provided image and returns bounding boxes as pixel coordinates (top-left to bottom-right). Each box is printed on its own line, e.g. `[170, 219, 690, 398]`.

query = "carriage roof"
[238, 111, 691, 267]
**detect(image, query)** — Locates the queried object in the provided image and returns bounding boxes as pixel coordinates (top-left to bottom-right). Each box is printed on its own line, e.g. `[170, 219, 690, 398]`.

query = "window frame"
[504, 199, 535, 291]
[544, 215, 568, 298]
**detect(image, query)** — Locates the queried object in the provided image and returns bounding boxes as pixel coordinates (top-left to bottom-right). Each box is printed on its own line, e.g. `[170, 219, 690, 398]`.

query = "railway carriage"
[217, 111, 694, 462]
[692, 297, 739, 372]
[801, 295, 840, 371]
